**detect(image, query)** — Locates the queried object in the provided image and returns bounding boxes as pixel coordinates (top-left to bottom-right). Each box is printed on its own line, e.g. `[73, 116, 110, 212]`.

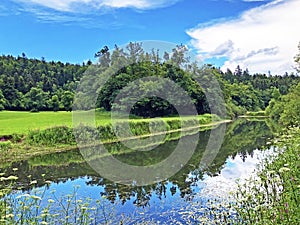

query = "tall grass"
[26, 114, 220, 146]
[0, 141, 12, 152]
[0, 175, 120, 224]
[232, 126, 300, 224]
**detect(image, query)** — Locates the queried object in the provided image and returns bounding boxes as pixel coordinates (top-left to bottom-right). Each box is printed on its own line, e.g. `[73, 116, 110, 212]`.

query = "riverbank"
[0, 112, 231, 166]
[232, 126, 300, 224]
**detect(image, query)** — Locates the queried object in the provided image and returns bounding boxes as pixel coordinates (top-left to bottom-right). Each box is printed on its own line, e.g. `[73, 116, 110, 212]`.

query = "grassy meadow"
[0, 110, 224, 164]
[0, 111, 72, 136]
[0, 111, 221, 136]
[0, 110, 113, 136]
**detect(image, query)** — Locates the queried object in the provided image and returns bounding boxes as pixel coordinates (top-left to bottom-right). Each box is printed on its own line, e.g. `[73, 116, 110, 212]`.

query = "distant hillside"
[0, 54, 88, 111]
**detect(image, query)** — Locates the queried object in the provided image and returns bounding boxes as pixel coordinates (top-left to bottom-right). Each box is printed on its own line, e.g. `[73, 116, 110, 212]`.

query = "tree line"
[0, 54, 89, 111]
[266, 43, 300, 126]
[0, 43, 299, 118]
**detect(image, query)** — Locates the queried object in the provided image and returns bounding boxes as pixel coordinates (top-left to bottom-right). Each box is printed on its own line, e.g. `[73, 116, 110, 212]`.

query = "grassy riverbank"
[0, 111, 230, 165]
[0, 110, 222, 137]
[232, 126, 300, 224]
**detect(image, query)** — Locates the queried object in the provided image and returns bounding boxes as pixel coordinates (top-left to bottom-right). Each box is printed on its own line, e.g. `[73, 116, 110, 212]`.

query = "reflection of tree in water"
[1, 119, 274, 207]
[203, 120, 273, 176]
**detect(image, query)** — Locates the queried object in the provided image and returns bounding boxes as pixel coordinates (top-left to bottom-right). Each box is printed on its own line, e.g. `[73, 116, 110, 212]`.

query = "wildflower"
[8, 175, 18, 180]
[279, 167, 290, 173]
[31, 195, 42, 201]
[5, 214, 14, 219]
[48, 199, 55, 203]
[284, 202, 289, 214]
[268, 170, 276, 174]
[16, 194, 30, 199]
[30, 180, 37, 185]
[0, 175, 18, 181]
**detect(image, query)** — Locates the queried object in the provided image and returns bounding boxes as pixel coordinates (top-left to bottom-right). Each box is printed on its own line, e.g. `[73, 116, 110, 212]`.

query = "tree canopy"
[0, 43, 299, 118]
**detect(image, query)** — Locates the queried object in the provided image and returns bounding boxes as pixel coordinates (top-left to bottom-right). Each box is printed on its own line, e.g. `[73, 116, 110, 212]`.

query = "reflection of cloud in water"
[198, 149, 274, 199]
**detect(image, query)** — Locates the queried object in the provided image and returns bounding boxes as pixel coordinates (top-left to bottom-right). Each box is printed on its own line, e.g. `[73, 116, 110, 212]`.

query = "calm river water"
[2, 119, 275, 224]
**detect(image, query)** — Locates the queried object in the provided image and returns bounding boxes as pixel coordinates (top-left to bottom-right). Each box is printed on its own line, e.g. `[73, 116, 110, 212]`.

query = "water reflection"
[1, 119, 274, 209]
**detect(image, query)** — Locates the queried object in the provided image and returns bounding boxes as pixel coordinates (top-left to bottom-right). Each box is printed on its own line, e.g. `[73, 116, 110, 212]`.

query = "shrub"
[27, 126, 75, 146]
[0, 140, 11, 152]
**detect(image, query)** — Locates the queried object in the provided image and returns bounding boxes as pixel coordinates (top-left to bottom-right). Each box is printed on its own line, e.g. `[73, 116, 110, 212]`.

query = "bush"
[27, 126, 76, 146]
[11, 133, 23, 143]
[0, 140, 11, 151]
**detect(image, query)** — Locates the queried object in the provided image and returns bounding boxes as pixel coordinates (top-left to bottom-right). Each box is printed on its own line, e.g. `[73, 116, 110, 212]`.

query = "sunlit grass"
[0, 111, 112, 136]
[0, 111, 220, 136]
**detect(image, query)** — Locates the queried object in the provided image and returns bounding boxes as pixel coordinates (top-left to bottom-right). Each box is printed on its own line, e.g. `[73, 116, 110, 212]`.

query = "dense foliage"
[0, 43, 299, 117]
[266, 43, 300, 125]
[234, 127, 300, 225]
[0, 54, 87, 111]
[266, 82, 300, 125]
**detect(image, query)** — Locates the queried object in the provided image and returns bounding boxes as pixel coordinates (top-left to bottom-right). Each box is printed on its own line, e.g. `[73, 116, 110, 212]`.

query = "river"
[1, 119, 275, 224]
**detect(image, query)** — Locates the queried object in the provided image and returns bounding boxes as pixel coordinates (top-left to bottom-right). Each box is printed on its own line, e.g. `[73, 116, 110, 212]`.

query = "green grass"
[0, 111, 112, 136]
[232, 126, 300, 224]
[0, 111, 72, 136]
[0, 111, 220, 136]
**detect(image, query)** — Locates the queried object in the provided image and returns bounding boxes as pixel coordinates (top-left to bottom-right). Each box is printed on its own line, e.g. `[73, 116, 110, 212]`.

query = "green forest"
[0, 42, 299, 120]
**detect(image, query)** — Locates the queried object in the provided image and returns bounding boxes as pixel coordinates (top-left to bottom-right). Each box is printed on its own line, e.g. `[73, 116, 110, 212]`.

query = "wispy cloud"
[8, 0, 180, 28]
[0, 5, 8, 15]
[16, 5, 122, 29]
[13, 0, 180, 12]
[187, 0, 300, 74]
[0, 1, 16, 16]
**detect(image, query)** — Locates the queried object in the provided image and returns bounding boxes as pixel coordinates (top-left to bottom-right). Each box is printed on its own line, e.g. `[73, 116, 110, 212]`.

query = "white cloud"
[198, 148, 275, 199]
[14, 0, 180, 12]
[187, 0, 300, 74]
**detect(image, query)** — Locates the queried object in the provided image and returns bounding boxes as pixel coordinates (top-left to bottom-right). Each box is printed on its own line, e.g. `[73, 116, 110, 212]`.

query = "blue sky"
[0, 0, 299, 74]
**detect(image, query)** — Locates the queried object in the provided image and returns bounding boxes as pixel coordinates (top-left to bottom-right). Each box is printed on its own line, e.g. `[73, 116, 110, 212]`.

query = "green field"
[0, 111, 112, 136]
[0, 111, 219, 136]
